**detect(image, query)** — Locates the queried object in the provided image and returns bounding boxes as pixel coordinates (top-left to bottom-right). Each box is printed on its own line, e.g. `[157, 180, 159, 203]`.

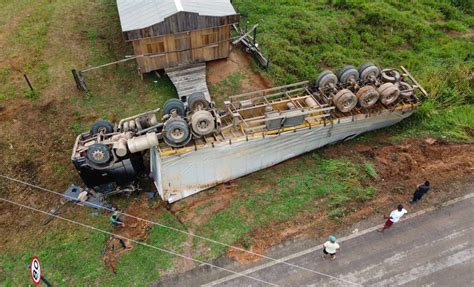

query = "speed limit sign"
[30, 256, 42, 286]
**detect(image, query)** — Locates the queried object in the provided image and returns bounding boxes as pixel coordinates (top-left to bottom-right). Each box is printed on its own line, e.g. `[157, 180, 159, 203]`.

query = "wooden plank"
[165, 63, 211, 102]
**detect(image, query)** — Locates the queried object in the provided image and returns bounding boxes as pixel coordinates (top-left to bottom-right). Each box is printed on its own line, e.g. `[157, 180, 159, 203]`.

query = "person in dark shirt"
[410, 181, 430, 204]
[110, 211, 125, 228]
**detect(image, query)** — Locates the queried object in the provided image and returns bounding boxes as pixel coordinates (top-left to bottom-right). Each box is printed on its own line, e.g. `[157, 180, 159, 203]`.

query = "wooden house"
[116, 0, 240, 73]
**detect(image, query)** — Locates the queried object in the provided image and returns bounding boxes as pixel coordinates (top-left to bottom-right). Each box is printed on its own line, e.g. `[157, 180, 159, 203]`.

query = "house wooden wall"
[124, 12, 239, 41]
[132, 25, 232, 72]
[125, 11, 238, 73]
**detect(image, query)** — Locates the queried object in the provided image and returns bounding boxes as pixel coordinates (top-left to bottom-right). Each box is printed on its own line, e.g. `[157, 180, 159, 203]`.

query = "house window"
[202, 33, 217, 45]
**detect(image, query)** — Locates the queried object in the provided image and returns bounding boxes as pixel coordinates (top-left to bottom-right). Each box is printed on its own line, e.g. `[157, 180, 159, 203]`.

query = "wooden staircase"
[165, 63, 211, 102]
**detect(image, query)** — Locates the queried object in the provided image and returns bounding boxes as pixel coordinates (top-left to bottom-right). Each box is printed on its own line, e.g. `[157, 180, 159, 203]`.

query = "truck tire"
[399, 82, 414, 98]
[91, 120, 114, 135]
[333, 89, 357, 113]
[191, 110, 215, 136]
[163, 99, 185, 117]
[378, 83, 400, 105]
[356, 86, 379, 108]
[316, 70, 338, 90]
[163, 118, 192, 148]
[381, 69, 401, 83]
[187, 92, 209, 112]
[86, 143, 112, 165]
[358, 63, 380, 82]
[337, 65, 359, 84]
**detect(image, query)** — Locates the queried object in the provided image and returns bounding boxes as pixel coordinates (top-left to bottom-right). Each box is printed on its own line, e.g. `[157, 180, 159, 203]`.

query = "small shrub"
[431, 20, 468, 32]
[356, 186, 377, 201]
[329, 207, 346, 220]
[25, 90, 38, 100]
[328, 193, 350, 207]
[364, 163, 378, 179]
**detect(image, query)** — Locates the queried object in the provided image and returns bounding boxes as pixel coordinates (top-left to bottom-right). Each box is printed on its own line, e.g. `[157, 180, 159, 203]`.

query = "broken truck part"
[71, 64, 425, 203]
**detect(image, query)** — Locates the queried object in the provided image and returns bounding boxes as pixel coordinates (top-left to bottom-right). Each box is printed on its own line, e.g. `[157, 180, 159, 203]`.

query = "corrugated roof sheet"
[116, 0, 237, 32]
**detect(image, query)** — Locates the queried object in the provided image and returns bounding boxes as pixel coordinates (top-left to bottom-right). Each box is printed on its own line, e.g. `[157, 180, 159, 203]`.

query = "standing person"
[77, 189, 89, 203]
[410, 181, 430, 204]
[110, 211, 125, 228]
[322, 235, 340, 261]
[378, 204, 408, 233]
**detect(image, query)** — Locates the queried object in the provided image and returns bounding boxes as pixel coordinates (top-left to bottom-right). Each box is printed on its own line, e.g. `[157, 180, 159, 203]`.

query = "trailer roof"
[116, 0, 237, 32]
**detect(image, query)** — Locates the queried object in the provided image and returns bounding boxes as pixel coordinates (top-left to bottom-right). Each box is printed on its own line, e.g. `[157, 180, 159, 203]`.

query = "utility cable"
[0, 197, 277, 287]
[0, 174, 361, 286]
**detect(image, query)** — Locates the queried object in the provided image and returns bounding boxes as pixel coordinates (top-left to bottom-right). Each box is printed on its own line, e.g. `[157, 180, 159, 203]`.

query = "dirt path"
[102, 195, 159, 272]
[207, 49, 272, 91]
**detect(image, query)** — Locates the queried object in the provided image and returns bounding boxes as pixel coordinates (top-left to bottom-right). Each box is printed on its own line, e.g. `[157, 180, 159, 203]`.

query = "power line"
[0, 197, 277, 287]
[0, 174, 361, 286]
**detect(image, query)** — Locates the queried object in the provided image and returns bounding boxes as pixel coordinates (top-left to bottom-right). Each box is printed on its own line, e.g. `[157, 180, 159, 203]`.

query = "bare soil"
[224, 137, 474, 263]
[207, 49, 272, 92]
[102, 194, 161, 273]
[169, 182, 238, 226]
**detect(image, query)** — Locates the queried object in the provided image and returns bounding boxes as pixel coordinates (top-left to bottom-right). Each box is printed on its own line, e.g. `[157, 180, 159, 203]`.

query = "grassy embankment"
[1, 0, 473, 286]
[1, 0, 183, 285]
[194, 0, 474, 266]
[235, 0, 473, 140]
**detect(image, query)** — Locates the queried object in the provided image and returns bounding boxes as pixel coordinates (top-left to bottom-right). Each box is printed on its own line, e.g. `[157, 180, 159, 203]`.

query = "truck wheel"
[381, 69, 401, 83]
[316, 70, 338, 90]
[91, 120, 114, 135]
[337, 65, 359, 84]
[333, 89, 357, 113]
[191, 110, 215, 136]
[187, 92, 209, 111]
[358, 63, 380, 82]
[86, 143, 112, 165]
[399, 82, 414, 98]
[163, 118, 191, 148]
[356, 86, 379, 108]
[163, 99, 185, 117]
[378, 83, 400, 105]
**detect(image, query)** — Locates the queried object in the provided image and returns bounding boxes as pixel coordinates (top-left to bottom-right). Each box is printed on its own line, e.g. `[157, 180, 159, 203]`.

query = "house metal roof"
[116, 0, 237, 32]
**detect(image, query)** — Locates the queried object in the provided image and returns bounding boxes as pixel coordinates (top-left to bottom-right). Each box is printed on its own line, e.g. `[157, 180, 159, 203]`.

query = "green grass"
[234, 0, 474, 139]
[110, 212, 188, 285]
[0, 0, 54, 100]
[1, 0, 473, 284]
[193, 154, 376, 260]
[0, 210, 187, 286]
[364, 162, 378, 179]
[209, 72, 246, 106]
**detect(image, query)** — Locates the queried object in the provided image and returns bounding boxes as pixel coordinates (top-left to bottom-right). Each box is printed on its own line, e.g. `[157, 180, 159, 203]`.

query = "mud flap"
[72, 69, 88, 92]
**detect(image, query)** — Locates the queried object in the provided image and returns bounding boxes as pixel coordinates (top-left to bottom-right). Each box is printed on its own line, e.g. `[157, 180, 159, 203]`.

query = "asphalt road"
[207, 194, 474, 286]
[157, 185, 474, 287]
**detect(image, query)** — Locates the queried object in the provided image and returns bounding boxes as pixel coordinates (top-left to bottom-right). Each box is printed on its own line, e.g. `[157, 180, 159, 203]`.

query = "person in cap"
[322, 235, 340, 260]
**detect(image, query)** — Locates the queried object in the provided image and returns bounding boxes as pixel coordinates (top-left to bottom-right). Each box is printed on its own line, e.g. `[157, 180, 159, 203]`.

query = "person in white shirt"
[378, 204, 408, 232]
[77, 190, 89, 203]
[322, 235, 340, 260]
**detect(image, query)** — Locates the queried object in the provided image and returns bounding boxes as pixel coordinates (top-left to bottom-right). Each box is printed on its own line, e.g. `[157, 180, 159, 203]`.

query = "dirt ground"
[172, 137, 474, 264]
[207, 49, 272, 90]
[102, 194, 161, 273]
[1, 42, 472, 275]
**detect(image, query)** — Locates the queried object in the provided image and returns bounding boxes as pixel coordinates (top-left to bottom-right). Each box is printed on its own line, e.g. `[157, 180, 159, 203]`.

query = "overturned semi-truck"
[71, 64, 426, 203]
